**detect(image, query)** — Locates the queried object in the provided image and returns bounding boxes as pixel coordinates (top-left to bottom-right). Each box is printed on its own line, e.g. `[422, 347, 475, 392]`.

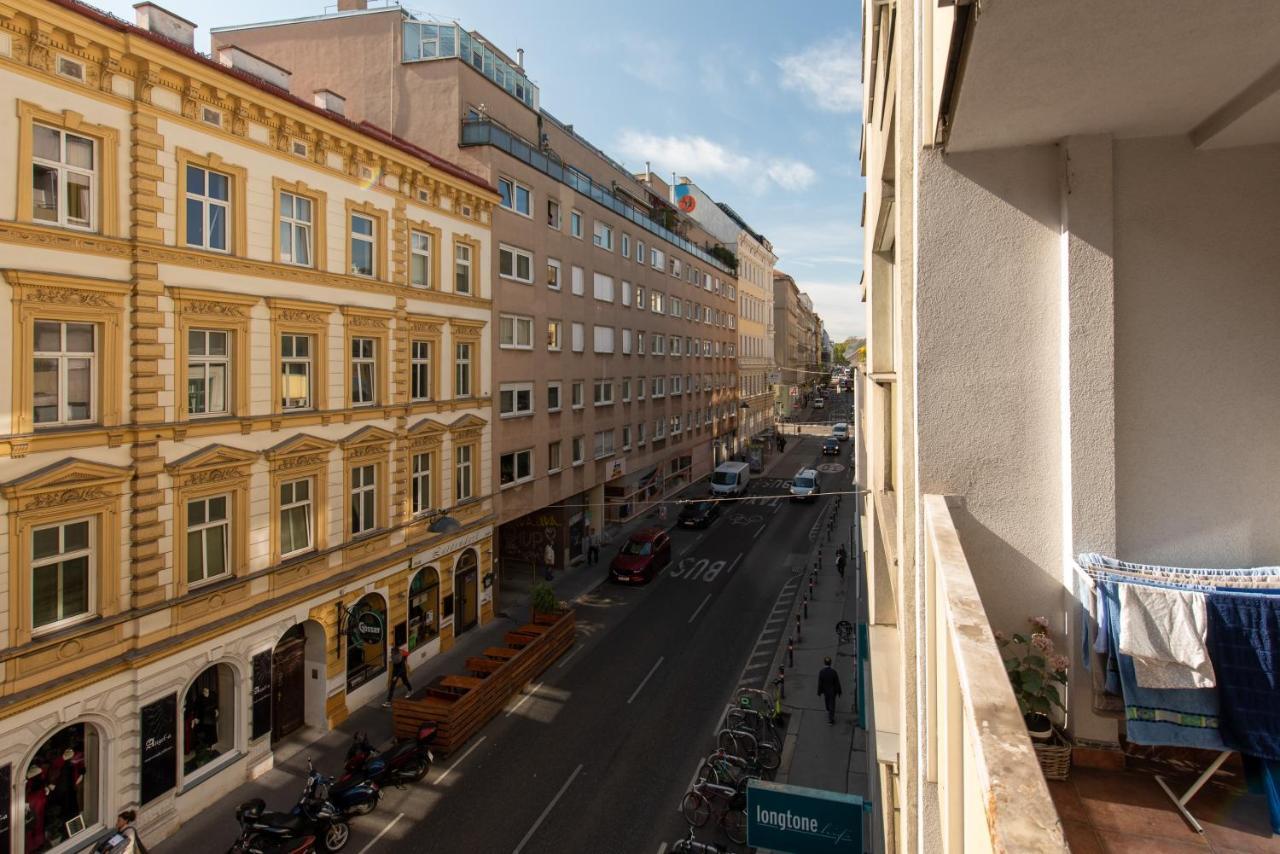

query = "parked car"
[678, 500, 721, 529]
[833, 423, 849, 442]
[822, 437, 841, 456]
[813, 397, 825, 410]
[790, 469, 821, 502]
[609, 527, 672, 584]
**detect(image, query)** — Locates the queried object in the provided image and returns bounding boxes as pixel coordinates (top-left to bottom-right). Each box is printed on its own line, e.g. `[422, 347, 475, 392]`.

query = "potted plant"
[996, 617, 1070, 742]
[529, 581, 559, 620]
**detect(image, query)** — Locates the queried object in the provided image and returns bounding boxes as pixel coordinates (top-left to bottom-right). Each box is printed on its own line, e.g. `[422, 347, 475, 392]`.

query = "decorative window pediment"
[340, 425, 395, 461]
[1, 458, 131, 509]
[407, 417, 447, 449]
[265, 433, 336, 471]
[166, 444, 259, 486]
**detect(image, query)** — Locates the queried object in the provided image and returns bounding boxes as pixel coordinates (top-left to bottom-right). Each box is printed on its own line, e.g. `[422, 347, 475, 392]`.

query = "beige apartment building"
[0, 0, 498, 847]
[859, 1, 1280, 851]
[772, 271, 819, 417]
[213, 3, 741, 575]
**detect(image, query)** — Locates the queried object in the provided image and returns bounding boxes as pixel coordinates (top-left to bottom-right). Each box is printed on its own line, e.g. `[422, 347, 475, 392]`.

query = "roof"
[45, 0, 495, 196]
[630, 527, 667, 541]
[715, 201, 766, 244]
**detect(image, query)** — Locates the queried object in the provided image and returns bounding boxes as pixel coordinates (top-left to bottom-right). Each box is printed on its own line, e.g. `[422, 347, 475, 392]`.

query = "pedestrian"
[383, 645, 411, 707]
[543, 542, 555, 580]
[586, 527, 599, 565]
[817, 656, 843, 725]
[95, 810, 145, 854]
[836, 544, 848, 578]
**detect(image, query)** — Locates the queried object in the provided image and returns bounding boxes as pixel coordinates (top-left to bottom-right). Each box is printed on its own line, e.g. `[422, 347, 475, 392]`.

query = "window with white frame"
[622, 426, 632, 449]
[651, 291, 665, 314]
[499, 314, 534, 349]
[670, 335, 681, 356]
[651, 247, 664, 269]
[547, 199, 561, 229]
[185, 164, 230, 251]
[500, 448, 534, 487]
[571, 265, 584, 296]
[350, 337, 377, 406]
[546, 258, 562, 290]
[593, 429, 615, 458]
[547, 381, 562, 412]
[672, 374, 683, 395]
[411, 451, 433, 515]
[499, 382, 534, 418]
[571, 322, 585, 353]
[671, 257, 681, 278]
[621, 378, 631, 401]
[350, 212, 376, 276]
[455, 444, 473, 501]
[654, 418, 666, 439]
[31, 123, 96, 230]
[547, 319, 562, 351]
[636, 240, 645, 263]
[637, 331, 646, 355]
[593, 326, 615, 354]
[637, 422, 646, 445]
[455, 242, 473, 294]
[278, 191, 313, 266]
[622, 281, 633, 307]
[671, 414, 682, 434]
[653, 335, 666, 356]
[571, 435, 585, 465]
[280, 333, 313, 410]
[592, 220, 614, 250]
[279, 478, 313, 557]
[570, 210, 583, 238]
[571, 380, 584, 409]
[593, 379, 614, 406]
[621, 234, 631, 258]
[409, 230, 432, 288]
[411, 340, 432, 401]
[635, 285, 646, 309]
[593, 272, 615, 302]
[622, 328, 633, 354]
[350, 464, 377, 536]
[499, 244, 533, 283]
[32, 320, 95, 427]
[637, 377, 646, 400]
[186, 494, 229, 584]
[187, 329, 229, 417]
[498, 176, 531, 216]
[548, 440, 562, 472]
[31, 518, 92, 630]
[652, 376, 665, 398]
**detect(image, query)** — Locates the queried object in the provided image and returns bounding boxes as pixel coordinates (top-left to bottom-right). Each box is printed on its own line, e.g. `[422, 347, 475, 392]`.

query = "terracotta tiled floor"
[1048, 757, 1279, 853]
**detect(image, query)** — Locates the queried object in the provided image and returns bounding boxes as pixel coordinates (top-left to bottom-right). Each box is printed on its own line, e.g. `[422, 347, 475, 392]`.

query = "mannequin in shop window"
[26, 738, 86, 852]
[184, 685, 221, 772]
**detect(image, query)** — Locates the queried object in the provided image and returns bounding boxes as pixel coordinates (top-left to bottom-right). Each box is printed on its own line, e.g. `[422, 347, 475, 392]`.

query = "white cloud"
[615, 131, 815, 192]
[776, 33, 861, 114]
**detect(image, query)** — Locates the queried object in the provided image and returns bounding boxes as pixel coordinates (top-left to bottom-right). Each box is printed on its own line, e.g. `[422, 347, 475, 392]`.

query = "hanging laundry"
[1206, 593, 1280, 762]
[1119, 584, 1216, 690]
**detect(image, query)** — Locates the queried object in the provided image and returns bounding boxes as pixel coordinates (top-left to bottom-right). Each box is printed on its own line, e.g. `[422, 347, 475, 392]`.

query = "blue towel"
[1206, 593, 1280, 762]
[1102, 581, 1225, 750]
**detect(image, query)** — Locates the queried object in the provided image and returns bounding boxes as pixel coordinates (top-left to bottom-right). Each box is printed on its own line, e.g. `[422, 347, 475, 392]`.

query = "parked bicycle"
[716, 724, 780, 771]
[698, 748, 762, 787]
[724, 702, 784, 751]
[680, 778, 748, 844]
[671, 827, 730, 853]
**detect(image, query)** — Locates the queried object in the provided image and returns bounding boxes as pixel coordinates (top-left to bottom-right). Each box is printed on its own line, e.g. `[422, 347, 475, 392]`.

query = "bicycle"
[680, 779, 748, 844]
[716, 724, 780, 771]
[836, 620, 854, 644]
[671, 827, 729, 853]
[724, 704, 784, 753]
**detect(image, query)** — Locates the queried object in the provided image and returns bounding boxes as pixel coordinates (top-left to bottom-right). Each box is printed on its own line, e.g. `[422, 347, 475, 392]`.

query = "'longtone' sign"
[746, 779, 866, 853]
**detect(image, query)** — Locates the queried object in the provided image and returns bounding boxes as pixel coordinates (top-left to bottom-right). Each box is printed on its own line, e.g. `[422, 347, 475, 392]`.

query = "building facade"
[772, 271, 819, 416]
[211, 4, 742, 578]
[0, 1, 497, 848]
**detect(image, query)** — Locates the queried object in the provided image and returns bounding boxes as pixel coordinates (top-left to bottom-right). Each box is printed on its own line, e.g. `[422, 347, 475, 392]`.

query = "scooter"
[231, 773, 350, 854]
[305, 757, 382, 818]
[341, 722, 437, 788]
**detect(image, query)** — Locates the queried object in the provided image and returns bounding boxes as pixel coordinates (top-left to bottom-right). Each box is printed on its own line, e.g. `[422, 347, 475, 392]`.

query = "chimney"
[336, 0, 367, 10]
[314, 89, 346, 117]
[133, 2, 196, 48]
[217, 45, 292, 91]
[516, 48, 524, 69]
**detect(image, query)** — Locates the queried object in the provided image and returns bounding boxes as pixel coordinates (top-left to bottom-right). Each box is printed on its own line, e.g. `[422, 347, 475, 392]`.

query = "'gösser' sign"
[747, 779, 867, 853]
[350, 610, 385, 645]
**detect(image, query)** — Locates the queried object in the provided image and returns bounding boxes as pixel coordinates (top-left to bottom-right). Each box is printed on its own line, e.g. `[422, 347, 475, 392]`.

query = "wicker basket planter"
[1033, 728, 1073, 780]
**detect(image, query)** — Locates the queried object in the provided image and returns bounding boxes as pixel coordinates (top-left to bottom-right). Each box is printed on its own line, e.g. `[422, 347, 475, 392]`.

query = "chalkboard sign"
[0, 764, 10, 852]
[140, 694, 177, 804]
[251, 651, 273, 741]
[442, 593, 454, 618]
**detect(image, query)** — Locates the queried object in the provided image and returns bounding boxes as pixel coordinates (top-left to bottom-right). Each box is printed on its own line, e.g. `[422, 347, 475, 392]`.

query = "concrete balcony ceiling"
[942, 0, 1280, 152]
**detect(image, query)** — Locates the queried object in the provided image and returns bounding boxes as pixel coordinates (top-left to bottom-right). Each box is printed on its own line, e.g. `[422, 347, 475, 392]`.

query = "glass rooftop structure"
[402, 20, 539, 110]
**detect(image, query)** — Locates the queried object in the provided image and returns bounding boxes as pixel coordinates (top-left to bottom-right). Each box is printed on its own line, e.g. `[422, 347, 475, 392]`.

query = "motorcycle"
[305, 757, 381, 818]
[229, 833, 317, 854]
[340, 722, 437, 788]
[231, 774, 350, 854]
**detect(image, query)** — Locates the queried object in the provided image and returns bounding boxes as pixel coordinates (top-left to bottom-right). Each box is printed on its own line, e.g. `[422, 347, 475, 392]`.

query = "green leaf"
[1028, 696, 1050, 714]
[1026, 655, 1046, 670]
[1021, 672, 1044, 693]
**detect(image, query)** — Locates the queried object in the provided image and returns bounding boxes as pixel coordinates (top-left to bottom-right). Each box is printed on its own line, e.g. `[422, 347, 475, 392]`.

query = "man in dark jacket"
[383, 646, 412, 707]
[816, 657, 843, 724]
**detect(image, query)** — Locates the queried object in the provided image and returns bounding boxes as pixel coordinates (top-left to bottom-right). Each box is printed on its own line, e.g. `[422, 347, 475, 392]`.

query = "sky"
[95, 0, 866, 339]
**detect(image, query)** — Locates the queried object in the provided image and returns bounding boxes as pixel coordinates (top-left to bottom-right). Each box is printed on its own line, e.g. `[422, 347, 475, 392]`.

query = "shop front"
[498, 494, 589, 572]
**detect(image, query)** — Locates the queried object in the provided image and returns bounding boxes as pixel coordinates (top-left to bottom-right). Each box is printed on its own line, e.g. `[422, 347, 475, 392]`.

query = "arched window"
[23, 723, 100, 853]
[407, 568, 439, 651]
[346, 592, 387, 691]
[183, 663, 235, 776]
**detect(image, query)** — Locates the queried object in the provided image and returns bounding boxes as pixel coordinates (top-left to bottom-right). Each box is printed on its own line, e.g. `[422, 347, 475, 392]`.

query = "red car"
[609, 527, 672, 584]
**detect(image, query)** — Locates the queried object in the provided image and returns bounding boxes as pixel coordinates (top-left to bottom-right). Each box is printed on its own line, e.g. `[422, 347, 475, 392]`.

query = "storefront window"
[24, 723, 99, 853]
[407, 569, 440, 651]
[346, 593, 387, 691]
[183, 664, 234, 776]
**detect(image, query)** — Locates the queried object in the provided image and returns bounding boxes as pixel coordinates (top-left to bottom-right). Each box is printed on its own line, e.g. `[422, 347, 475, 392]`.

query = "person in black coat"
[816, 657, 843, 724]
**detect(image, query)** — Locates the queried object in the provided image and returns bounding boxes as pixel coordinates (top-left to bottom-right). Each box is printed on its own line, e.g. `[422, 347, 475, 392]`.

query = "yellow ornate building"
[0, 0, 498, 848]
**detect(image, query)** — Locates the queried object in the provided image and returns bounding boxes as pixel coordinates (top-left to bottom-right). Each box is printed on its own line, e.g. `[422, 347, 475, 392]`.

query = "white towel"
[1118, 584, 1216, 690]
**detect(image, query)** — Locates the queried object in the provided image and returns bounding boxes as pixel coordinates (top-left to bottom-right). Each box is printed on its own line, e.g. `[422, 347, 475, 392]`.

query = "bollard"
[803, 597, 809, 619]
[777, 667, 786, 699]
[795, 612, 803, 643]
[788, 638, 795, 667]
[809, 576, 815, 596]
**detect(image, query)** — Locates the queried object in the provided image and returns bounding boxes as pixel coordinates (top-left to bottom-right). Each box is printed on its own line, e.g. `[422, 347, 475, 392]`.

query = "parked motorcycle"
[231, 779, 350, 854]
[306, 757, 381, 818]
[228, 832, 317, 854]
[341, 722, 437, 788]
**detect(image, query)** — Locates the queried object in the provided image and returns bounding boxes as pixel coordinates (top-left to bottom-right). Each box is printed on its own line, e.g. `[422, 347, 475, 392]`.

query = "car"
[822, 437, 841, 456]
[790, 469, 821, 502]
[678, 500, 721, 529]
[609, 527, 672, 584]
[813, 398, 825, 409]
[833, 423, 849, 442]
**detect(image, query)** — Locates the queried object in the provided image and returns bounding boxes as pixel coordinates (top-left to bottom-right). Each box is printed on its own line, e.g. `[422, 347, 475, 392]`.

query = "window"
[499, 244, 533, 283]
[455, 444, 473, 501]
[410, 230, 432, 288]
[280, 333, 313, 410]
[33, 320, 95, 427]
[621, 234, 631, 258]
[279, 478, 313, 557]
[671, 297, 682, 318]
[499, 314, 534, 349]
[455, 242, 473, 294]
[593, 326, 615, 354]
[547, 381, 562, 412]
[278, 191, 313, 266]
[593, 220, 614, 250]
[671, 415, 683, 434]
[185, 164, 230, 251]
[571, 380, 584, 409]
[621, 378, 632, 401]
[548, 440, 562, 472]
[637, 378, 646, 400]
[653, 335, 666, 356]
[499, 382, 534, 417]
[546, 319, 562, 352]
[670, 335, 681, 356]
[622, 281, 633, 307]
[411, 340, 433, 401]
[622, 426, 632, 449]
[637, 422, 646, 445]
[571, 322, 585, 353]
[570, 209, 583, 238]
[411, 451, 433, 515]
[636, 240, 645, 263]
[31, 518, 92, 630]
[500, 449, 534, 487]
[350, 337, 377, 406]
[186, 495, 229, 585]
[651, 247, 664, 270]
[654, 418, 666, 439]
[454, 343, 473, 397]
[498, 176, 531, 216]
[593, 429, 615, 458]
[31, 123, 97, 230]
[593, 379, 614, 406]
[651, 291, 665, 314]
[671, 257, 681, 278]
[637, 331, 646, 355]
[350, 464, 377, 536]
[571, 435, 585, 465]
[672, 374, 683, 395]
[622, 328, 633, 354]
[571, 265, 584, 296]
[593, 272, 615, 302]
[350, 212, 376, 276]
[547, 199, 561, 229]
[635, 285, 646, 309]
[187, 329, 229, 417]
[546, 258, 562, 290]
[652, 376, 666, 398]
[407, 568, 439, 650]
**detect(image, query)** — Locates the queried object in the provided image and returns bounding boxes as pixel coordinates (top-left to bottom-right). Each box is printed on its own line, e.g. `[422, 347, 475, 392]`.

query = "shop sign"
[411, 525, 492, 568]
[139, 694, 178, 805]
[350, 610, 385, 646]
[605, 458, 626, 479]
[250, 650, 272, 741]
[746, 780, 867, 853]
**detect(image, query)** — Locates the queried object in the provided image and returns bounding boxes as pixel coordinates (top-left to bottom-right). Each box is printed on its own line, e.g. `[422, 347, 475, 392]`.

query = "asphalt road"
[343, 431, 851, 854]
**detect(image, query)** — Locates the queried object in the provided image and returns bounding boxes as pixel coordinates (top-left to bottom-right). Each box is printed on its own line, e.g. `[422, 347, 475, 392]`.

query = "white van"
[833, 422, 849, 442]
[710, 461, 752, 497]
[790, 468, 821, 502]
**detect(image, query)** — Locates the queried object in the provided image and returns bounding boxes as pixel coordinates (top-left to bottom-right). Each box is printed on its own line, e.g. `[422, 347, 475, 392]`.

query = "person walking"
[543, 541, 555, 580]
[585, 527, 600, 565]
[383, 645, 411, 707]
[836, 545, 848, 579]
[95, 810, 144, 854]
[817, 656, 843, 725]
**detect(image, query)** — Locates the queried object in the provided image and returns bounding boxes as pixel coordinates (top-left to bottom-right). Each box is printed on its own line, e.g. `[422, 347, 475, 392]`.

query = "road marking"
[506, 681, 543, 717]
[727, 553, 743, 575]
[753, 523, 767, 539]
[627, 656, 665, 704]
[357, 812, 403, 854]
[688, 593, 712, 624]
[556, 643, 582, 669]
[513, 763, 584, 854]
[434, 735, 486, 785]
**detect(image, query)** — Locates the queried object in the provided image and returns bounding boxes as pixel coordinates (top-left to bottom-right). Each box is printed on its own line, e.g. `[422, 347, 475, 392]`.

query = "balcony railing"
[923, 494, 1068, 853]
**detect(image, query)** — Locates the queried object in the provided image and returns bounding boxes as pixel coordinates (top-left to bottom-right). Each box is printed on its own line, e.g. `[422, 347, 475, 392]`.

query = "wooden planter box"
[391, 609, 575, 754]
